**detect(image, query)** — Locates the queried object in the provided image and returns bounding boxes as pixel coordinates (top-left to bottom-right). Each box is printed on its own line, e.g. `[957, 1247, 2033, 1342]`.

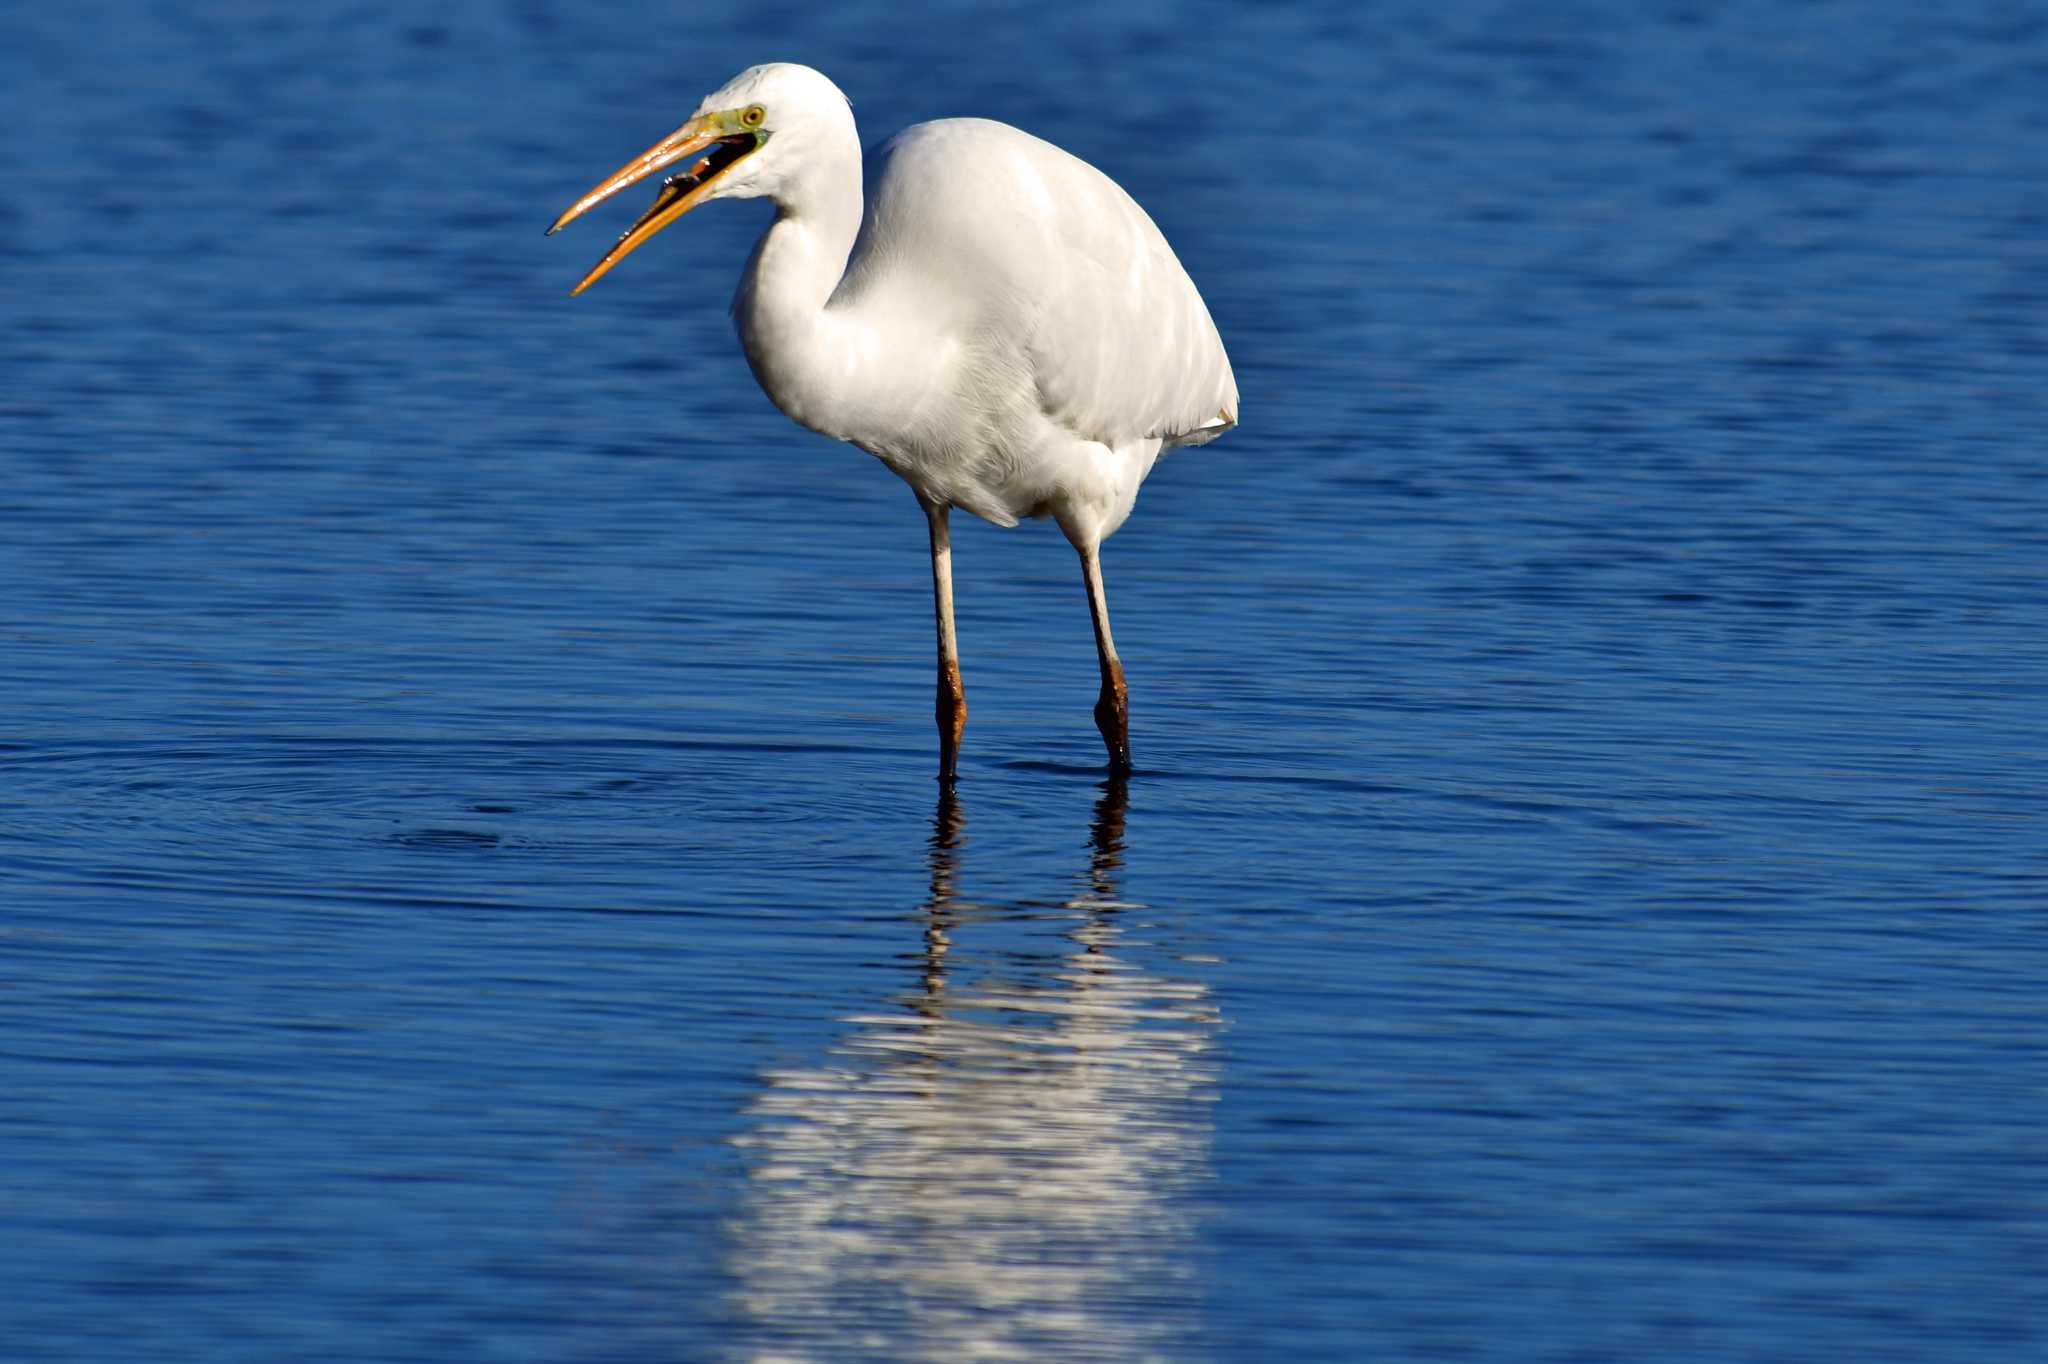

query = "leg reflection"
[723, 778, 1217, 1360]
[917, 786, 966, 1010]
[1085, 775, 1128, 906]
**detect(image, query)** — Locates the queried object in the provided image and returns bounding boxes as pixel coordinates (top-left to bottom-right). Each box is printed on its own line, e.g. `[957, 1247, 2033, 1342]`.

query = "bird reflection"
[722, 779, 1219, 1361]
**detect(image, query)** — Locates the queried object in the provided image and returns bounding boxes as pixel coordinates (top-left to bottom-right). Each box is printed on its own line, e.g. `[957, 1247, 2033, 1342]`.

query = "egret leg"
[922, 497, 968, 784]
[1078, 544, 1131, 775]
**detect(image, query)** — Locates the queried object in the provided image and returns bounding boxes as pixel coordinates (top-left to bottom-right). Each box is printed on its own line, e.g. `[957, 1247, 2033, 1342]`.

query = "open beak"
[547, 114, 760, 295]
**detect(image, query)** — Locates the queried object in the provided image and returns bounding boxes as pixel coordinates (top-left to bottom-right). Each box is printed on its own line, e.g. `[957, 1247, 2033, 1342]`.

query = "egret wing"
[863, 120, 1238, 451]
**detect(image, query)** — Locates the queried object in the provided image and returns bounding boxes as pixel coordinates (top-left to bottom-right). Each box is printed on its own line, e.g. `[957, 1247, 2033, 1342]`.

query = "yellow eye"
[741, 104, 765, 128]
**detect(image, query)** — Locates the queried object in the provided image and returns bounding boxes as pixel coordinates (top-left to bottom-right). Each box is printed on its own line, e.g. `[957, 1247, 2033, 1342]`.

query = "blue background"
[4, 2, 2045, 1359]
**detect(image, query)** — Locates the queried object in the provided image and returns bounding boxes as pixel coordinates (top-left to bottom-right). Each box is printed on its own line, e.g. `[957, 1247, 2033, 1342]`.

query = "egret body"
[549, 63, 1237, 782]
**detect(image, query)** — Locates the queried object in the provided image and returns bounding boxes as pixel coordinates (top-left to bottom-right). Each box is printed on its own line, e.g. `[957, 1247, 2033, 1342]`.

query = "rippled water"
[5, 1, 2046, 1360]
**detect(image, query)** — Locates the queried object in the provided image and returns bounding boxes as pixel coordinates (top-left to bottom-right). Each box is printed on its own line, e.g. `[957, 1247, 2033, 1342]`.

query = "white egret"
[549, 63, 1237, 782]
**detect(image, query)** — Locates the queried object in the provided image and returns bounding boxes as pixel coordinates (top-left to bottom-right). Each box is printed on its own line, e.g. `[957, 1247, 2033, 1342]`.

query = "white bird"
[549, 63, 1237, 783]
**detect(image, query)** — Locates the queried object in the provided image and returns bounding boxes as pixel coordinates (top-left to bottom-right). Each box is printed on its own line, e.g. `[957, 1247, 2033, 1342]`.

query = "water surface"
[4, 1, 2045, 1359]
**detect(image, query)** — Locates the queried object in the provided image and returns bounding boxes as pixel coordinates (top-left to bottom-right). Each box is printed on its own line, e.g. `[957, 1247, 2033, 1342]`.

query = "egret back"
[843, 119, 1238, 455]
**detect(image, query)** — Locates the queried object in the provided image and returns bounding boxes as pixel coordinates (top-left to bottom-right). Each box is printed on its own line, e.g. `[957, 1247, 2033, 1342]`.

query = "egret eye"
[741, 104, 766, 128]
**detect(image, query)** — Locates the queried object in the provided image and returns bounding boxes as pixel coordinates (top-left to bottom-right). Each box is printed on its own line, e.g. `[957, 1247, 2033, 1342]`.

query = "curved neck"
[732, 128, 867, 440]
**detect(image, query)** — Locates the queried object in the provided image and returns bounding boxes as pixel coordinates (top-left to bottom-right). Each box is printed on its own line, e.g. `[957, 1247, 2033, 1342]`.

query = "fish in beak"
[547, 111, 762, 295]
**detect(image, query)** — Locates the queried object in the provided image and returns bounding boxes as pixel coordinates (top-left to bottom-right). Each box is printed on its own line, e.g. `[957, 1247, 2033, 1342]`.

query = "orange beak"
[547, 114, 760, 295]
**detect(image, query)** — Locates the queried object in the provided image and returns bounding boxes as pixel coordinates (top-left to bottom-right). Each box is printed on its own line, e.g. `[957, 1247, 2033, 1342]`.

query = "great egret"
[549, 63, 1237, 782]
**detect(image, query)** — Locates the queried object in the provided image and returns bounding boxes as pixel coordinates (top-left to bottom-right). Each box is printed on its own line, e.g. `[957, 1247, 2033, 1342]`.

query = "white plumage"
[550, 63, 1237, 782]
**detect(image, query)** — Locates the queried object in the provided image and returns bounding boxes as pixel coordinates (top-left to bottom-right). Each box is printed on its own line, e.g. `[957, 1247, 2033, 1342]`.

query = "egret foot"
[937, 660, 967, 785]
[1093, 662, 1130, 776]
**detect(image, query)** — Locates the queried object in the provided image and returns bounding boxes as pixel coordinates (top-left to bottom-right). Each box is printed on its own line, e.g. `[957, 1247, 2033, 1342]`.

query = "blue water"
[5, 2, 2046, 1359]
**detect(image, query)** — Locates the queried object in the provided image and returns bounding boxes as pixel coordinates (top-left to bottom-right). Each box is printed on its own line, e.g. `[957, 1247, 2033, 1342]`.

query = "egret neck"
[730, 117, 867, 443]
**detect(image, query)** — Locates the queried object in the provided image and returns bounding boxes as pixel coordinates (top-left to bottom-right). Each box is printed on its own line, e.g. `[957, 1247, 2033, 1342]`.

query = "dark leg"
[922, 497, 967, 784]
[1078, 543, 1131, 775]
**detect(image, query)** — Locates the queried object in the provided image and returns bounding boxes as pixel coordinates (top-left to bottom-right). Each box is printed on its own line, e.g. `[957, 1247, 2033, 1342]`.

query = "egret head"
[547, 63, 854, 295]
